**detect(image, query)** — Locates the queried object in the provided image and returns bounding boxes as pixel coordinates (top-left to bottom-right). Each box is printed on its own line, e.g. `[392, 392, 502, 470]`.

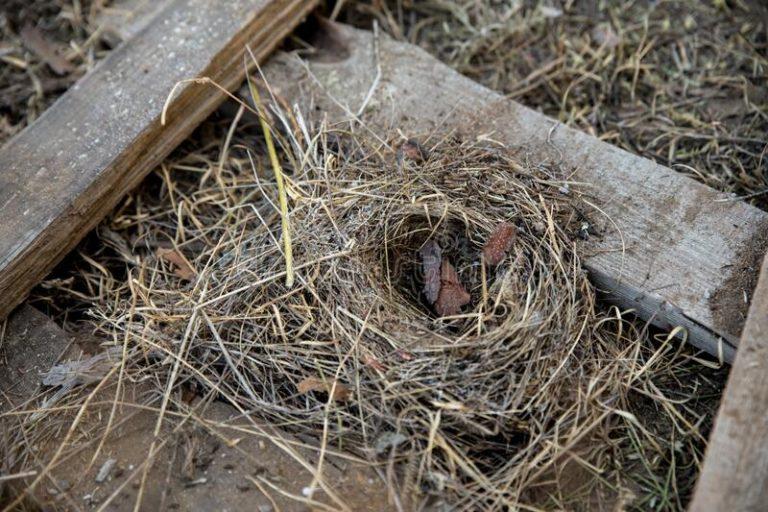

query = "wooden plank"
[262, 22, 768, 361]
[0, 0, 318, 320]
[688, 252, 768, 511]
[0, 305, 71, 411]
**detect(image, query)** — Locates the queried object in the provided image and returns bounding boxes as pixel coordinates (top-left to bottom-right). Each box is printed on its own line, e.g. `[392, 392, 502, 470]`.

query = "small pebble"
[184, 477, 207, 488]
[95, 458, 117, 483]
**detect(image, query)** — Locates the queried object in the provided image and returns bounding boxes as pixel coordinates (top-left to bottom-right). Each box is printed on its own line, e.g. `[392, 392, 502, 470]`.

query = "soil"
[0, 319, 393, 511]
[27, 395, 392, 512]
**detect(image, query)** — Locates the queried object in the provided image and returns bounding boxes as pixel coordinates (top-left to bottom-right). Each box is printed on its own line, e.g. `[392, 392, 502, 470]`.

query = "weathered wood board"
[689, 251, 768, 510]
[0, 305, 70, 411]
[0, 0, 319, 320]
[262, 22, 768, 361]
[95, 0, 174, 45]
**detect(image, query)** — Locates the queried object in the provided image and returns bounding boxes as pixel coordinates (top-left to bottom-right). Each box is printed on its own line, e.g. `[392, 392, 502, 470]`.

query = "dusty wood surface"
[0, 305, 70, 411]
[95, 0, 174, 45]
[0, 0, 319, 320]
[688, 251, 768, 511]
[262, 22, 768, 361]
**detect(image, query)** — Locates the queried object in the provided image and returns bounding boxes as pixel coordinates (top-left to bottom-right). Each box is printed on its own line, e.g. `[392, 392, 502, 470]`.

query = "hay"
[6, 90, 668, 509]
[0, 84, 723, 508]
[0, 1, 746, 508]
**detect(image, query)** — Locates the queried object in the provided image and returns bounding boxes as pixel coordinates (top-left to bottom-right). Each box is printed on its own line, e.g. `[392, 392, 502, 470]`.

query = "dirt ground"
[1, 0, 766, 511]
[1, 308, 395, 511]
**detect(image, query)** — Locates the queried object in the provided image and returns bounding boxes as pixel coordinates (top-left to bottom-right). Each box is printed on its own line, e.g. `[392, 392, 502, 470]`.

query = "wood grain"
[0, 0, 318, 319]
[262, 22, 768, 361]
[0, 305, 70, 411]
[688, 252, 768, 511]
[94, 0, 174, 45]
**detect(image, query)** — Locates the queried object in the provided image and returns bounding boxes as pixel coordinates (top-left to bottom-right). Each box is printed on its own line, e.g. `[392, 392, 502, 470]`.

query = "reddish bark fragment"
[396, 349, 414, 361]
[297, 377, 351, 401]
[157, 248, 196, 280]
[435, 259, 471, 316]
[363, 355, 387, 372]
[483, 222, 517, 266]
[396, 139, 429, 169]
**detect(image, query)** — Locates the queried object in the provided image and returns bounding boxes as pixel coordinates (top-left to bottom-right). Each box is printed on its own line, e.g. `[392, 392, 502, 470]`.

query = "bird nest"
[101, 112, 638, 504]
[4, 106, 653, 509]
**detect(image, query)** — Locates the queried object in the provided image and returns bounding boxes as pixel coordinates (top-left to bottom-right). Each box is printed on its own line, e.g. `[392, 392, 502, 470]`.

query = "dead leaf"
[539, 5, 563, 18]
[396, 349, 414, 361]
[420, 239, 442, 304]
[364, 355, 387, 372]
[374, 431, 408, 454]
[157, 248, 196, 280]
[181, 384, 197, 405]
[434, 259, 471, 316]
[706, 97, 748, 120]
[41, 349, 118, 388]
[396, 138, 429, 168]
[297, 377, 351, 401]
[20, 24, 74, 75]
[483, 222, 517, 266]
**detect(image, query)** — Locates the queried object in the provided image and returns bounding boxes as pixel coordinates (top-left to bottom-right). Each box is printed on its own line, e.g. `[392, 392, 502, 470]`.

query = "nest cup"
[140, 128, 619, 504]
[6, 116, 635, 509]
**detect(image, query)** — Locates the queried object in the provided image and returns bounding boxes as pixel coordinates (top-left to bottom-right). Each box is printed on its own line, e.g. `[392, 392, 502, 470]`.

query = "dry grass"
[1, 1, 762, 510]
[3, 89, 723, 510]
[94, 127, 620, 509]
[342, 0, 768, 206]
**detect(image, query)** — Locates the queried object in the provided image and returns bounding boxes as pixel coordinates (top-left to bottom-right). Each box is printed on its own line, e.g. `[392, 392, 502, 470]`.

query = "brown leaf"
[420, 240, 442, 304]
[20, 24, 74, 75]
[396, 349, 414, 361]
[364, 355, 387, 372]
[434, 259, 471, 316]
[396, 138, 429, 168]
[157, 248, 196, 280]
[483, 222, 517, 266]
[297, 377, 351, 401]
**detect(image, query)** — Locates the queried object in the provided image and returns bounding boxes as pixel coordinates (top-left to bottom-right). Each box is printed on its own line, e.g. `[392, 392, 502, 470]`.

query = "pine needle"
[248, 75, 294, 288]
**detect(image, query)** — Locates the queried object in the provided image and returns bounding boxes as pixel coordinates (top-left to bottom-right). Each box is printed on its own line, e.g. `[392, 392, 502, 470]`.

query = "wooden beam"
[0, 0, 318, 319]
[94, 0, 174, 46]
[688, 251, 768, 510]
[262, 22, 768, 361]
[0, 305, 71, 411]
